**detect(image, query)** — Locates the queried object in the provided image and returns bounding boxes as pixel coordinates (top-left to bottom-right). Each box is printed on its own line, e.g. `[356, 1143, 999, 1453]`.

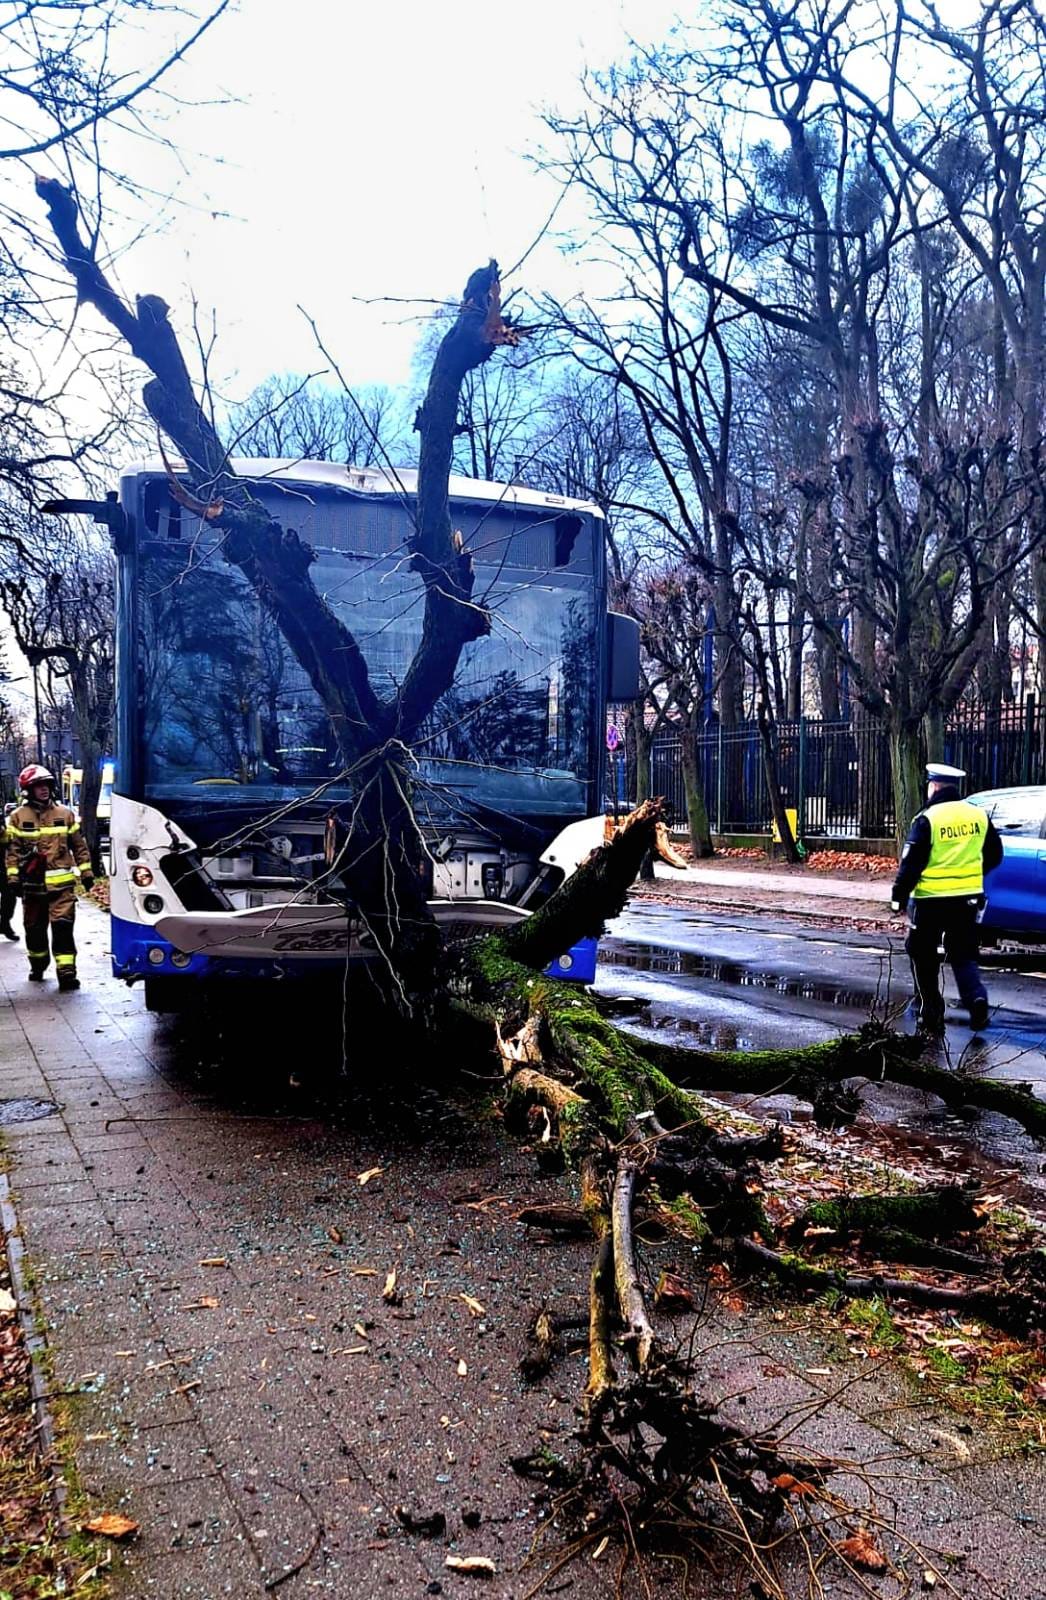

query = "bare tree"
[228, 373, 406, 467]
[0, 517, 113, 862]
[539, 5, 1046, 841]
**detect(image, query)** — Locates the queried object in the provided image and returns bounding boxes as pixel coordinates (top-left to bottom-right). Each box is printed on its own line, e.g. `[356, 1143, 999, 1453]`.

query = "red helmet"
[19, 764, 55, 791]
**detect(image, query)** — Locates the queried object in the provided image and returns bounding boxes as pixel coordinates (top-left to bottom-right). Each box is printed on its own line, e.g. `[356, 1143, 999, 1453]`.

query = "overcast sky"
[95, 0, 684, 404]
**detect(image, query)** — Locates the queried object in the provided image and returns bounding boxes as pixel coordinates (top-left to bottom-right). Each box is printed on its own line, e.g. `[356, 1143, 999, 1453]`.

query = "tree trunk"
[70, 666, 107, 871]
[922, 703, 944, 765]
[890, 719, 925, 852]
[680, 720, 713, 858]
[634, 715, 652, 804]
[786, 599, 804, 720]
[756, 693, 802, 863]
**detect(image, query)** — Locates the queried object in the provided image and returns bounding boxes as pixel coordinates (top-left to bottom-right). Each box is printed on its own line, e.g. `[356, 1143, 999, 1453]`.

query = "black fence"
[647, 697, 1043, 841]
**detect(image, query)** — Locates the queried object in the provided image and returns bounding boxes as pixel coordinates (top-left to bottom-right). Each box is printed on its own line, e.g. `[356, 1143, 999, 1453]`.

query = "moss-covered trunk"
[680, 724, 713, 857]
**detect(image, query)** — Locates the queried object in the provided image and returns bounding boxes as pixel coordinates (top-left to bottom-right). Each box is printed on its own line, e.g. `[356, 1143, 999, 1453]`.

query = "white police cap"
[926, 763, 966, 782]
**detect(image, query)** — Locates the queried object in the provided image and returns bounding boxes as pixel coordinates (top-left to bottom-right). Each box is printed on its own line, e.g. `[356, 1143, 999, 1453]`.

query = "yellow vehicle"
[61, 761, 114, 836]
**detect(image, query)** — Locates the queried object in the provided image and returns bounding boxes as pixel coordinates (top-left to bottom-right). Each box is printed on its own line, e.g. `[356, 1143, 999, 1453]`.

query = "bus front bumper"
[114, 903, 598, 985]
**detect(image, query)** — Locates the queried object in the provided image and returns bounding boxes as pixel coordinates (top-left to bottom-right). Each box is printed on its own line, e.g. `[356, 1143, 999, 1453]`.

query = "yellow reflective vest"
[5, 800, 91, 892]
[911, 799, 988, 899]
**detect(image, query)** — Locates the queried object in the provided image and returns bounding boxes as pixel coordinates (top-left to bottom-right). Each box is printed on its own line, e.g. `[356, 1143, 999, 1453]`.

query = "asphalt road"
[598, 899, 1046, 1202]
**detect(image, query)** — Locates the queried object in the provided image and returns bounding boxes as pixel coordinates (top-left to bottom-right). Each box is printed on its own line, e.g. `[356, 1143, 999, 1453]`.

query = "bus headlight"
[143, 894, 164, 915]
[131, 866, 154, 887]
[170, 951, 191, 968]
[147, 947, 165, 965]
[557, 952, 574, 971]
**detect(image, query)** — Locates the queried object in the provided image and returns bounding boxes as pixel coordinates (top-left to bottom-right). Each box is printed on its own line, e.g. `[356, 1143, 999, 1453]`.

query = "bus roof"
[119, 459, 605, 519]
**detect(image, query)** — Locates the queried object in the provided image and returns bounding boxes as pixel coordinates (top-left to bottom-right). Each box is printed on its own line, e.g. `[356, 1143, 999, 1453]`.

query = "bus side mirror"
[42, 492, 130, 552]
[607, 612, 642, 703]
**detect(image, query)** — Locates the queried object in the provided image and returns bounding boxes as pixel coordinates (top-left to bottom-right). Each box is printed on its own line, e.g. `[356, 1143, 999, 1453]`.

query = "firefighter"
[891, 763, 1003, 1036]
[6, 764, 93, 990]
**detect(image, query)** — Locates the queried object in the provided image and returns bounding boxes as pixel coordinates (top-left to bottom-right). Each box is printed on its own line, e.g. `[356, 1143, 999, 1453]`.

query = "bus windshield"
[136, 534, 598, 820]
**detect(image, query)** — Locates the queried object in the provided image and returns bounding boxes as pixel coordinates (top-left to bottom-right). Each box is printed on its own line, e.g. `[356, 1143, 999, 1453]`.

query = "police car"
[966, 785, 1046, 943]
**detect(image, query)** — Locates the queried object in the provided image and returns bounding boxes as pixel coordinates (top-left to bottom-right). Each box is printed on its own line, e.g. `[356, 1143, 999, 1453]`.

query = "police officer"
[891, 763, 1002, 1035]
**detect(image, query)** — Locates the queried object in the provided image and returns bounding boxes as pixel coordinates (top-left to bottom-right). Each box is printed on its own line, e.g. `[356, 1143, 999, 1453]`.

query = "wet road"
[598, 901, 1046, 1203]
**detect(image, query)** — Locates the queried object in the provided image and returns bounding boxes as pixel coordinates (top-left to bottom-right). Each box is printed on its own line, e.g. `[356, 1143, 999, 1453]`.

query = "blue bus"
[59, 460, 638, 1008]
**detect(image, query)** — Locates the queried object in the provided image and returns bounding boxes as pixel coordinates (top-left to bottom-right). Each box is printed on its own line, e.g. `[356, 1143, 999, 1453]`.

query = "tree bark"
[890, 719, 925, 853]
[680, 719, 713, 858]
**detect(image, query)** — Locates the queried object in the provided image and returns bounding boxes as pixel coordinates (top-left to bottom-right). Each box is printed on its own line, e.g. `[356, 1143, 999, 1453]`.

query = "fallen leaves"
[805, 849, 895, 876]
[653, 1270, 697, 1313]
[84, 1512, 139, 1541]
[445, 1554, 496, 1577]
[834, 1528, 887, 1572]
[0, 1287, 16, 1315]
[771, 1473, 818, 1498]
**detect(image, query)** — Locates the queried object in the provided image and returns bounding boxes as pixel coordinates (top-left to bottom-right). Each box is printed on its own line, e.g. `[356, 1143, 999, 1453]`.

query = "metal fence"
[648, 697, 1044, 841]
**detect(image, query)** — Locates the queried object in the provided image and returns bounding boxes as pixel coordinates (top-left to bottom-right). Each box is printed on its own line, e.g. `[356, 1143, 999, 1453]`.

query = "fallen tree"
[35, 181, 1046, 1591]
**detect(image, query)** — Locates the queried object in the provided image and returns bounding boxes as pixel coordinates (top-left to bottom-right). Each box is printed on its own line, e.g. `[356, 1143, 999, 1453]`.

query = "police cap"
[925, 763, 966, 783]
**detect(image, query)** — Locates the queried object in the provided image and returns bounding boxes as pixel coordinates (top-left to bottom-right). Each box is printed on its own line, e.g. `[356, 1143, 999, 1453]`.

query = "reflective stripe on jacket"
[911, 799, 987, 899]
[5, 801, 90, 891]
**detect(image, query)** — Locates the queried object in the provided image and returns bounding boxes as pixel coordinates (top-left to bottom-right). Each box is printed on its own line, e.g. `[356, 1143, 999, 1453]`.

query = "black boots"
[0, 921, 18, 941]
[57, 971, 80, 993]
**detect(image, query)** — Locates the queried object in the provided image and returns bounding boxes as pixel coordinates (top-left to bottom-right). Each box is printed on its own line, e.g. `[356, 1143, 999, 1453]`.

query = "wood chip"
[445, 1554, 495, 1576]
[328, 1226, 343, 1245]
[460, 1294, 485, 1317]
[457, 1358, 468, 1376]
[199, 1257, 227, 1267]
[358, 1166, 385, 1186]
[382, 1269, 400, 1304]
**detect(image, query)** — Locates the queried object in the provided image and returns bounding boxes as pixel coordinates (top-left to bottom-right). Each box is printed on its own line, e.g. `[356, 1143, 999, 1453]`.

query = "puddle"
[0, 1097, 60, 1124]
[600, 939, 876, 1009]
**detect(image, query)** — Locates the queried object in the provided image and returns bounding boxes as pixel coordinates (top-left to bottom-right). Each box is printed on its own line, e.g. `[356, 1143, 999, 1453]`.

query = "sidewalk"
[661, 861, 893, 901]
[645, 859, 894, 923]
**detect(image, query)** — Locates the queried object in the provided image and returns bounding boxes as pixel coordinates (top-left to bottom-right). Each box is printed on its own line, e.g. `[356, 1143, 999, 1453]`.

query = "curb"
[631, 887, 893, 927]
[0, 1167, 70, 1531]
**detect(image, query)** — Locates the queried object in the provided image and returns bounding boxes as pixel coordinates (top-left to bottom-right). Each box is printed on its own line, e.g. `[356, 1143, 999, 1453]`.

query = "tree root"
[737, 1237, 1046, 1335]
[788, 1183, 983, 1244]
[611, 1160, 655, 1371]
[516, 1203, 590, 1235]
[463, 804, 1046, 1584]
[640, 1023, 1046, 1141]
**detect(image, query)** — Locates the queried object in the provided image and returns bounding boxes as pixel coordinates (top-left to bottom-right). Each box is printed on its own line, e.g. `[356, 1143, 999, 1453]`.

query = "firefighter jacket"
[5, 799, 91, 894]
[892, 787, 1003, 909]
